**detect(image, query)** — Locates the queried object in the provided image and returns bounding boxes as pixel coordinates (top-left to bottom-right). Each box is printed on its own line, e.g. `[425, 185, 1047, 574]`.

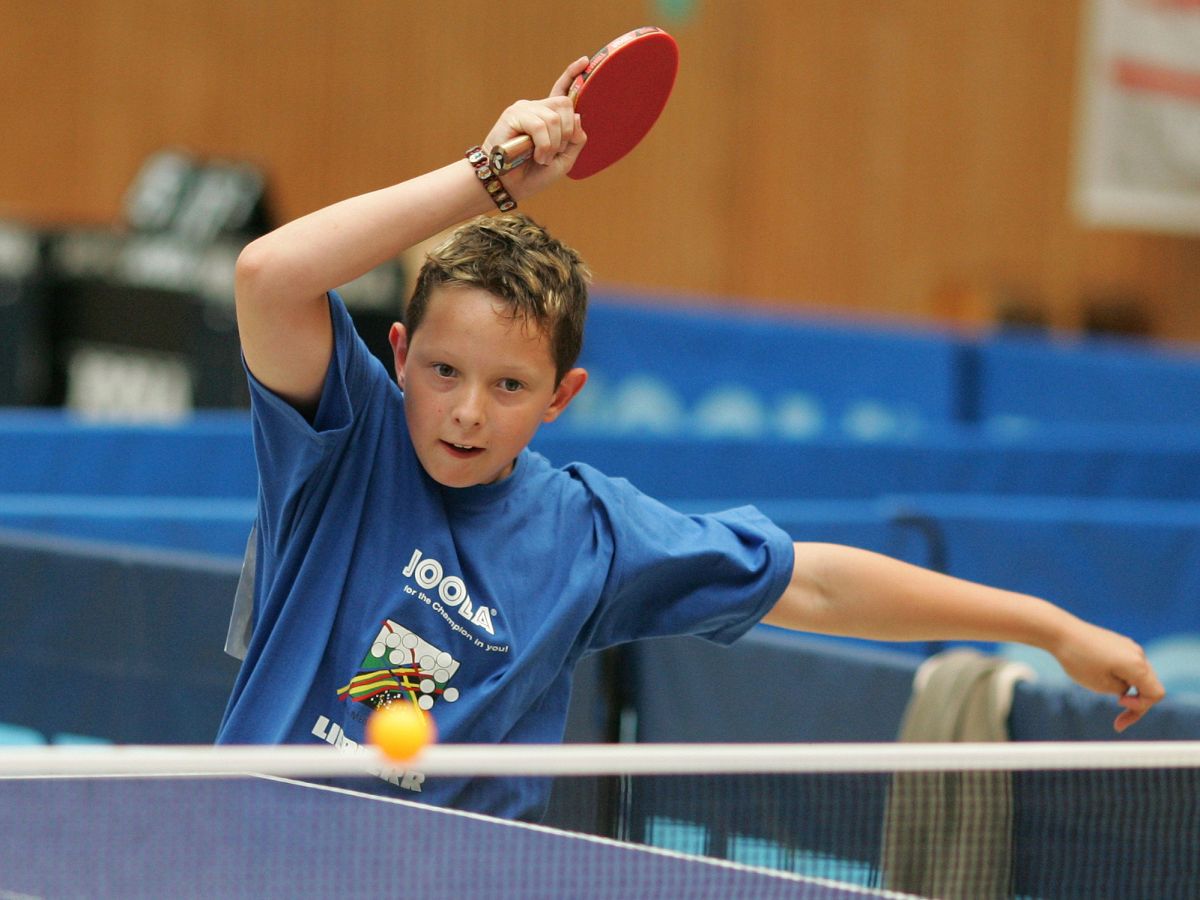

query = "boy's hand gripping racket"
[490, 26, 680, 180]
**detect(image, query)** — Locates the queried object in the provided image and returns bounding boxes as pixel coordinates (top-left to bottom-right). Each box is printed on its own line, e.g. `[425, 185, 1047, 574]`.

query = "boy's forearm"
[765, 542, 1077, 647]
[237, 65, 589, 304]
[239, 160, 491, 302]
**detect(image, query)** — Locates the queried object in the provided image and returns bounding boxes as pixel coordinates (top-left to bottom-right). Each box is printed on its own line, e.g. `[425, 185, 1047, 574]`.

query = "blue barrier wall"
[0, 409, 255, 498]
[0, 494, 255, 558]
[533, 430, 1200, 502]
[577, 295, 1200, 438]
[630, 629, 1200, 744]
[0, 528, 243, 744]
[9, 412, 1200, 503]
[851, 494, 1200, 646]
[971, 331, 1200, 430]
[571, 294, 967, 441]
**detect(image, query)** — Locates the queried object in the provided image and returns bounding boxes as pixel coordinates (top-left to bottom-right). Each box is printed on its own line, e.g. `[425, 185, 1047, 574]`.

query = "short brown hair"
[406, 213, 590, 382]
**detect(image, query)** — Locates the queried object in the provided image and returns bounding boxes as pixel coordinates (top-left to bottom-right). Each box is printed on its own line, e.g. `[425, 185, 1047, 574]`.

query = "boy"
[218, 57, 1164, 821]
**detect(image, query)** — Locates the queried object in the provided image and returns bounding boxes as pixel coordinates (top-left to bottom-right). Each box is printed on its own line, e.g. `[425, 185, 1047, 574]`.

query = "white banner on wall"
[1074, 0, 1200, 234]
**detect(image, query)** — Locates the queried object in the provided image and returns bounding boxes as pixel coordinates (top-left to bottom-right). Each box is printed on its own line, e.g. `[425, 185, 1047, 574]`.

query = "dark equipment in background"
[0, 223, 52, 406]
[6, 149, 404, 415]
[45, 150, 270, 414]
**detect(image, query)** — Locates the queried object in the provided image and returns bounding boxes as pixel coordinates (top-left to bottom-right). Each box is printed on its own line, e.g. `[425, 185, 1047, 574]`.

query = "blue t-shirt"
[218, 293, 795, 820]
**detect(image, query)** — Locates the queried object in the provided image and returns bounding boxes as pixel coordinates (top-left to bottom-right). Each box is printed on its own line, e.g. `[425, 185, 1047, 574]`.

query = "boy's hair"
[406, 213, 591, 382]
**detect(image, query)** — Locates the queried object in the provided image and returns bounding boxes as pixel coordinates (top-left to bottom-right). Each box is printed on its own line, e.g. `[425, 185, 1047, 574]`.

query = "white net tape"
[3, 740, 1199, 779]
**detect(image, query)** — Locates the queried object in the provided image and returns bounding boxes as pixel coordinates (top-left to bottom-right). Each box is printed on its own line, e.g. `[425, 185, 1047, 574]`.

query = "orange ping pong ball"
[366, 703, 435, 762]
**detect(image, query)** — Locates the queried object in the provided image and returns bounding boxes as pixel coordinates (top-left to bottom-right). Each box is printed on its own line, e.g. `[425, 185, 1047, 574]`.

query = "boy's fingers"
[1114, 709, 1141, 732]
[1120, 664, 1165, 702]
[1112, 677, 1165, 732]
[533, 110, 562, 165]
[498, 101, 561, 164]
[1134, 667, 1167, 704]
[555, 103, 575, 154]
[525, 99, 580, 164]
[484, 95, 582, 185]
[558, 117, 587, 168]
[1115, 694, 1154, 731]
[550, 55, 590, 97]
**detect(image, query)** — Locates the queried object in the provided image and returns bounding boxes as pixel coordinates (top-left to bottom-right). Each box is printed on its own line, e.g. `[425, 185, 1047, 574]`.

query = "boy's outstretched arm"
[233, 56, 590, 414]
[762, 542, 1165, 732]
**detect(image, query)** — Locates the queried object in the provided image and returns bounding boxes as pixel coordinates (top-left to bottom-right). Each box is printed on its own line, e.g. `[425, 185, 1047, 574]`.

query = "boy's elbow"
[234, 238, 275, 302]
[234, 237, 301, 319]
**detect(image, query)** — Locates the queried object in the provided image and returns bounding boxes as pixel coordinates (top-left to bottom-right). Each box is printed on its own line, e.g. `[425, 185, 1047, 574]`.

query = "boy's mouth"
[441, 440, 484, 458]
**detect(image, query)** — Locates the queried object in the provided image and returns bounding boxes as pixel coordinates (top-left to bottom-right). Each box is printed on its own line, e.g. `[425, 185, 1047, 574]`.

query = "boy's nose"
[452, 386, 485, 428]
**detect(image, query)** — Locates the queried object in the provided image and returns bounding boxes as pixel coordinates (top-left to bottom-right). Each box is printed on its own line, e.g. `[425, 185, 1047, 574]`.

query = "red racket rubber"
[490, 26, 679, 180]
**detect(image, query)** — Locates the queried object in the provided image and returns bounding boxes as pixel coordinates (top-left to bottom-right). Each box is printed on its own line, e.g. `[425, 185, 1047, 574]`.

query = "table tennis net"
[2, 742, 1198, 899]
[557, 765, 1200, 899]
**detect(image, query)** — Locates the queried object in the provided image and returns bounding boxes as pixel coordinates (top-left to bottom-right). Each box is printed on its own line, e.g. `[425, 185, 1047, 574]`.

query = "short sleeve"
[245, 291, 393, 545]
[578, 470, 795, 650]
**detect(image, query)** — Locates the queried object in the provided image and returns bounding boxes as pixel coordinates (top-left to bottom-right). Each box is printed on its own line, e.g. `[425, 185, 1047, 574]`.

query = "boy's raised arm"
[233, 56, 590, 414]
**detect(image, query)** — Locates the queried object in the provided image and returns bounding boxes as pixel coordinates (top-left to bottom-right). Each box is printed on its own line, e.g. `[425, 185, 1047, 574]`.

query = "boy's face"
[389, 285, 586, 488]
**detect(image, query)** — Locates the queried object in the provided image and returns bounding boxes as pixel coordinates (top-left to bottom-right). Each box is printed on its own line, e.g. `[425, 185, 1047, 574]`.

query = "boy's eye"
[500, 379, 524, 393]
[433, 363, 456, 378]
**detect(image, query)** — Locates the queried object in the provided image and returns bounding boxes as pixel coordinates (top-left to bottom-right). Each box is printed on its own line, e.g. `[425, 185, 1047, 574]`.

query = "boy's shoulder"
[505, 450, 660, 519]
[515, 450, 613, 492]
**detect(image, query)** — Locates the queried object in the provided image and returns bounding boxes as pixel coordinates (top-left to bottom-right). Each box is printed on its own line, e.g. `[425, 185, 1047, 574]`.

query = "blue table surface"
[0, 774, 900, 900]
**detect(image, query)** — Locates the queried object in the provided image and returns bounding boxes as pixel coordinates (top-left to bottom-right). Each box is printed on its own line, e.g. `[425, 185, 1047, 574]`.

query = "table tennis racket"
[490, 26, 679, 180]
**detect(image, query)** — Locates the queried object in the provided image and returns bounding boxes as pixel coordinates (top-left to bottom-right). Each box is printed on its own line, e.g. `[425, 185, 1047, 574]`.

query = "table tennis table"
[0, 773, 910, 899]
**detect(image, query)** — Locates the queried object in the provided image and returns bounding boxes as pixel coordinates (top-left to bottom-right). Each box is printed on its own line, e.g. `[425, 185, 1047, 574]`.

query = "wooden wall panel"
[0, 1, 1196, 341]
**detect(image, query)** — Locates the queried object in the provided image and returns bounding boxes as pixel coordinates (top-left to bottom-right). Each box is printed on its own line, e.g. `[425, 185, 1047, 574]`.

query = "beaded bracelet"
[465, 146, 517, 213]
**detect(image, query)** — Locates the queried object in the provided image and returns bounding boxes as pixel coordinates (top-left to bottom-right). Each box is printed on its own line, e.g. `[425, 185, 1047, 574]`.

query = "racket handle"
[490, 136, 535, 173]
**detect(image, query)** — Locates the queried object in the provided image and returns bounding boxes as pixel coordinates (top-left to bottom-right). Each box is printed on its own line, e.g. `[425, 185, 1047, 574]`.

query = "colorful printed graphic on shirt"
[337, 619, 461, 712]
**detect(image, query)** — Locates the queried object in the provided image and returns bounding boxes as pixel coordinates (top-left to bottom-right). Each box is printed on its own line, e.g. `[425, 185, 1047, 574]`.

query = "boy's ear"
[543, 367, 588, 423]
[389, 322, 409, 387]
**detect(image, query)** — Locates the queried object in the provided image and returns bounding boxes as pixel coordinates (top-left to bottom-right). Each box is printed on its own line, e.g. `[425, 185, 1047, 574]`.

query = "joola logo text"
[402, 548, 496, 636]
